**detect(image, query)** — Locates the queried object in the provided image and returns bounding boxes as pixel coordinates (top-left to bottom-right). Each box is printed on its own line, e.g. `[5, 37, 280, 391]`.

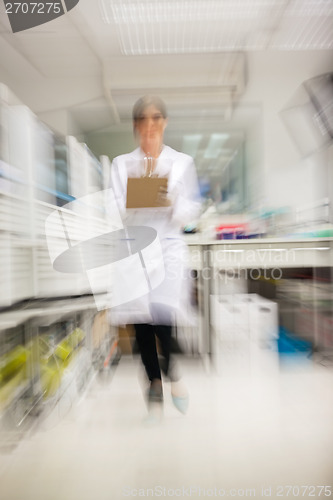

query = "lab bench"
[184, 235, 333, 358]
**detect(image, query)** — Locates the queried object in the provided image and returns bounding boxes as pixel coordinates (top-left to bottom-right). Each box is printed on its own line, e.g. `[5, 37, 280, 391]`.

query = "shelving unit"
[0, 84, 117, 433]
[185, 236, 333, 359]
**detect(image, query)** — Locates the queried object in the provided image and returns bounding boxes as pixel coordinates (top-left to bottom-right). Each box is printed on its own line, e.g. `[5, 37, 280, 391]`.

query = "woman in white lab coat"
[109, 95, 201, 416]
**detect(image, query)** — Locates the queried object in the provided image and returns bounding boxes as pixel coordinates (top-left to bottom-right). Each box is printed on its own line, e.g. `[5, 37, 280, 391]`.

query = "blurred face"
[134, 104, 167, 153]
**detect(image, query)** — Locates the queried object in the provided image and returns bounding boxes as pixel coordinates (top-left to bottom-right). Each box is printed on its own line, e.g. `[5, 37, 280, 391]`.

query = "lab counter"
[184, 235, 333, 269]
[182, 235, 333, 357]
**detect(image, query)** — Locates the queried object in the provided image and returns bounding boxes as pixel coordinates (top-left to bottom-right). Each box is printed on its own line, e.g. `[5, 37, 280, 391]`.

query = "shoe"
[143, 379, 163, 426]
[143, 402, 163, 426]
[171, 394, 189, 415]
[171, 380, 189, 414]
[147, 379, 163, 404]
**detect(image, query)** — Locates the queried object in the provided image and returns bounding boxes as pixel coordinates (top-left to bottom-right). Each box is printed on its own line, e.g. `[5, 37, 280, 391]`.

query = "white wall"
[37, 109, 84, 140]
[242, 50, 333, 211]
[244, 106, 263, 211]
[84, 50, 333, 215]
[84, 128, 136, 162]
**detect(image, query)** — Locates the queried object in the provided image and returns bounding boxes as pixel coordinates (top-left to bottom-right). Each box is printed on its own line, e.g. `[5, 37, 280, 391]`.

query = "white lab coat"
[108, 145, 201, 326]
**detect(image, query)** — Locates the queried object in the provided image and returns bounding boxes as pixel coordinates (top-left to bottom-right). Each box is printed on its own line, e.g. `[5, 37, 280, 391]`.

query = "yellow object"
[40, 360, 63, 399]
[71, 328, 85, 346]
[0, 369, 26, 409]
[55, 341, 72, 361]
[0, 346, 29, 384]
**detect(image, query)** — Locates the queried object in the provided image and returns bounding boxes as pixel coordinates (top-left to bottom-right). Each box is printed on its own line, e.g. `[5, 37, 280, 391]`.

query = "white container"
[237, 294, 279, 343]
[210, 293, 278, 343]
[211, 293, 279, 377]
[210, 295, 249, 341]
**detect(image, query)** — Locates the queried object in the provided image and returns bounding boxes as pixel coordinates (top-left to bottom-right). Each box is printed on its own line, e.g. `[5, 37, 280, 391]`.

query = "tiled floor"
[0, 351, 333, 500]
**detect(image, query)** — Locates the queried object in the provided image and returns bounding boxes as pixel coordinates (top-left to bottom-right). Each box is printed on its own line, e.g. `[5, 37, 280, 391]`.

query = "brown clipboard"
[126, 176, 168, 208]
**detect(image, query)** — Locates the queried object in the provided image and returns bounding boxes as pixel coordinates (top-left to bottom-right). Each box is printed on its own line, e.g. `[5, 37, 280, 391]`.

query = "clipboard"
[126, 176, 168, 208]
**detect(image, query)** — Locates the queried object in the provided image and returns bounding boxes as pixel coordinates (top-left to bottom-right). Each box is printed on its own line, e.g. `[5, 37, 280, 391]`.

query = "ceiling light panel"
[106, 0, 286, 24]
[204, 133, 230, 159]
[100, 0, 291, 54]
[182, 134, 203, 157]
[271, 0, 333, 49]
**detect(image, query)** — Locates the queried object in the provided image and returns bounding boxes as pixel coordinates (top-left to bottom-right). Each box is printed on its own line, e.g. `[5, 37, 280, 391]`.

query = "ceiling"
[0, 0, 332, 132]
[0, 0, 332, 187]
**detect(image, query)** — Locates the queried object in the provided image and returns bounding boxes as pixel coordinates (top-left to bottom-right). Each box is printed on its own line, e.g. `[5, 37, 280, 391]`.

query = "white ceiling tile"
[98, 0, 333, 54]
[0, 0, 332, 134]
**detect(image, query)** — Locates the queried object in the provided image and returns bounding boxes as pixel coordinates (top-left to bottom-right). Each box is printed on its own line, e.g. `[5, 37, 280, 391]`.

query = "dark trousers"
[134, 323, 172, 382]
